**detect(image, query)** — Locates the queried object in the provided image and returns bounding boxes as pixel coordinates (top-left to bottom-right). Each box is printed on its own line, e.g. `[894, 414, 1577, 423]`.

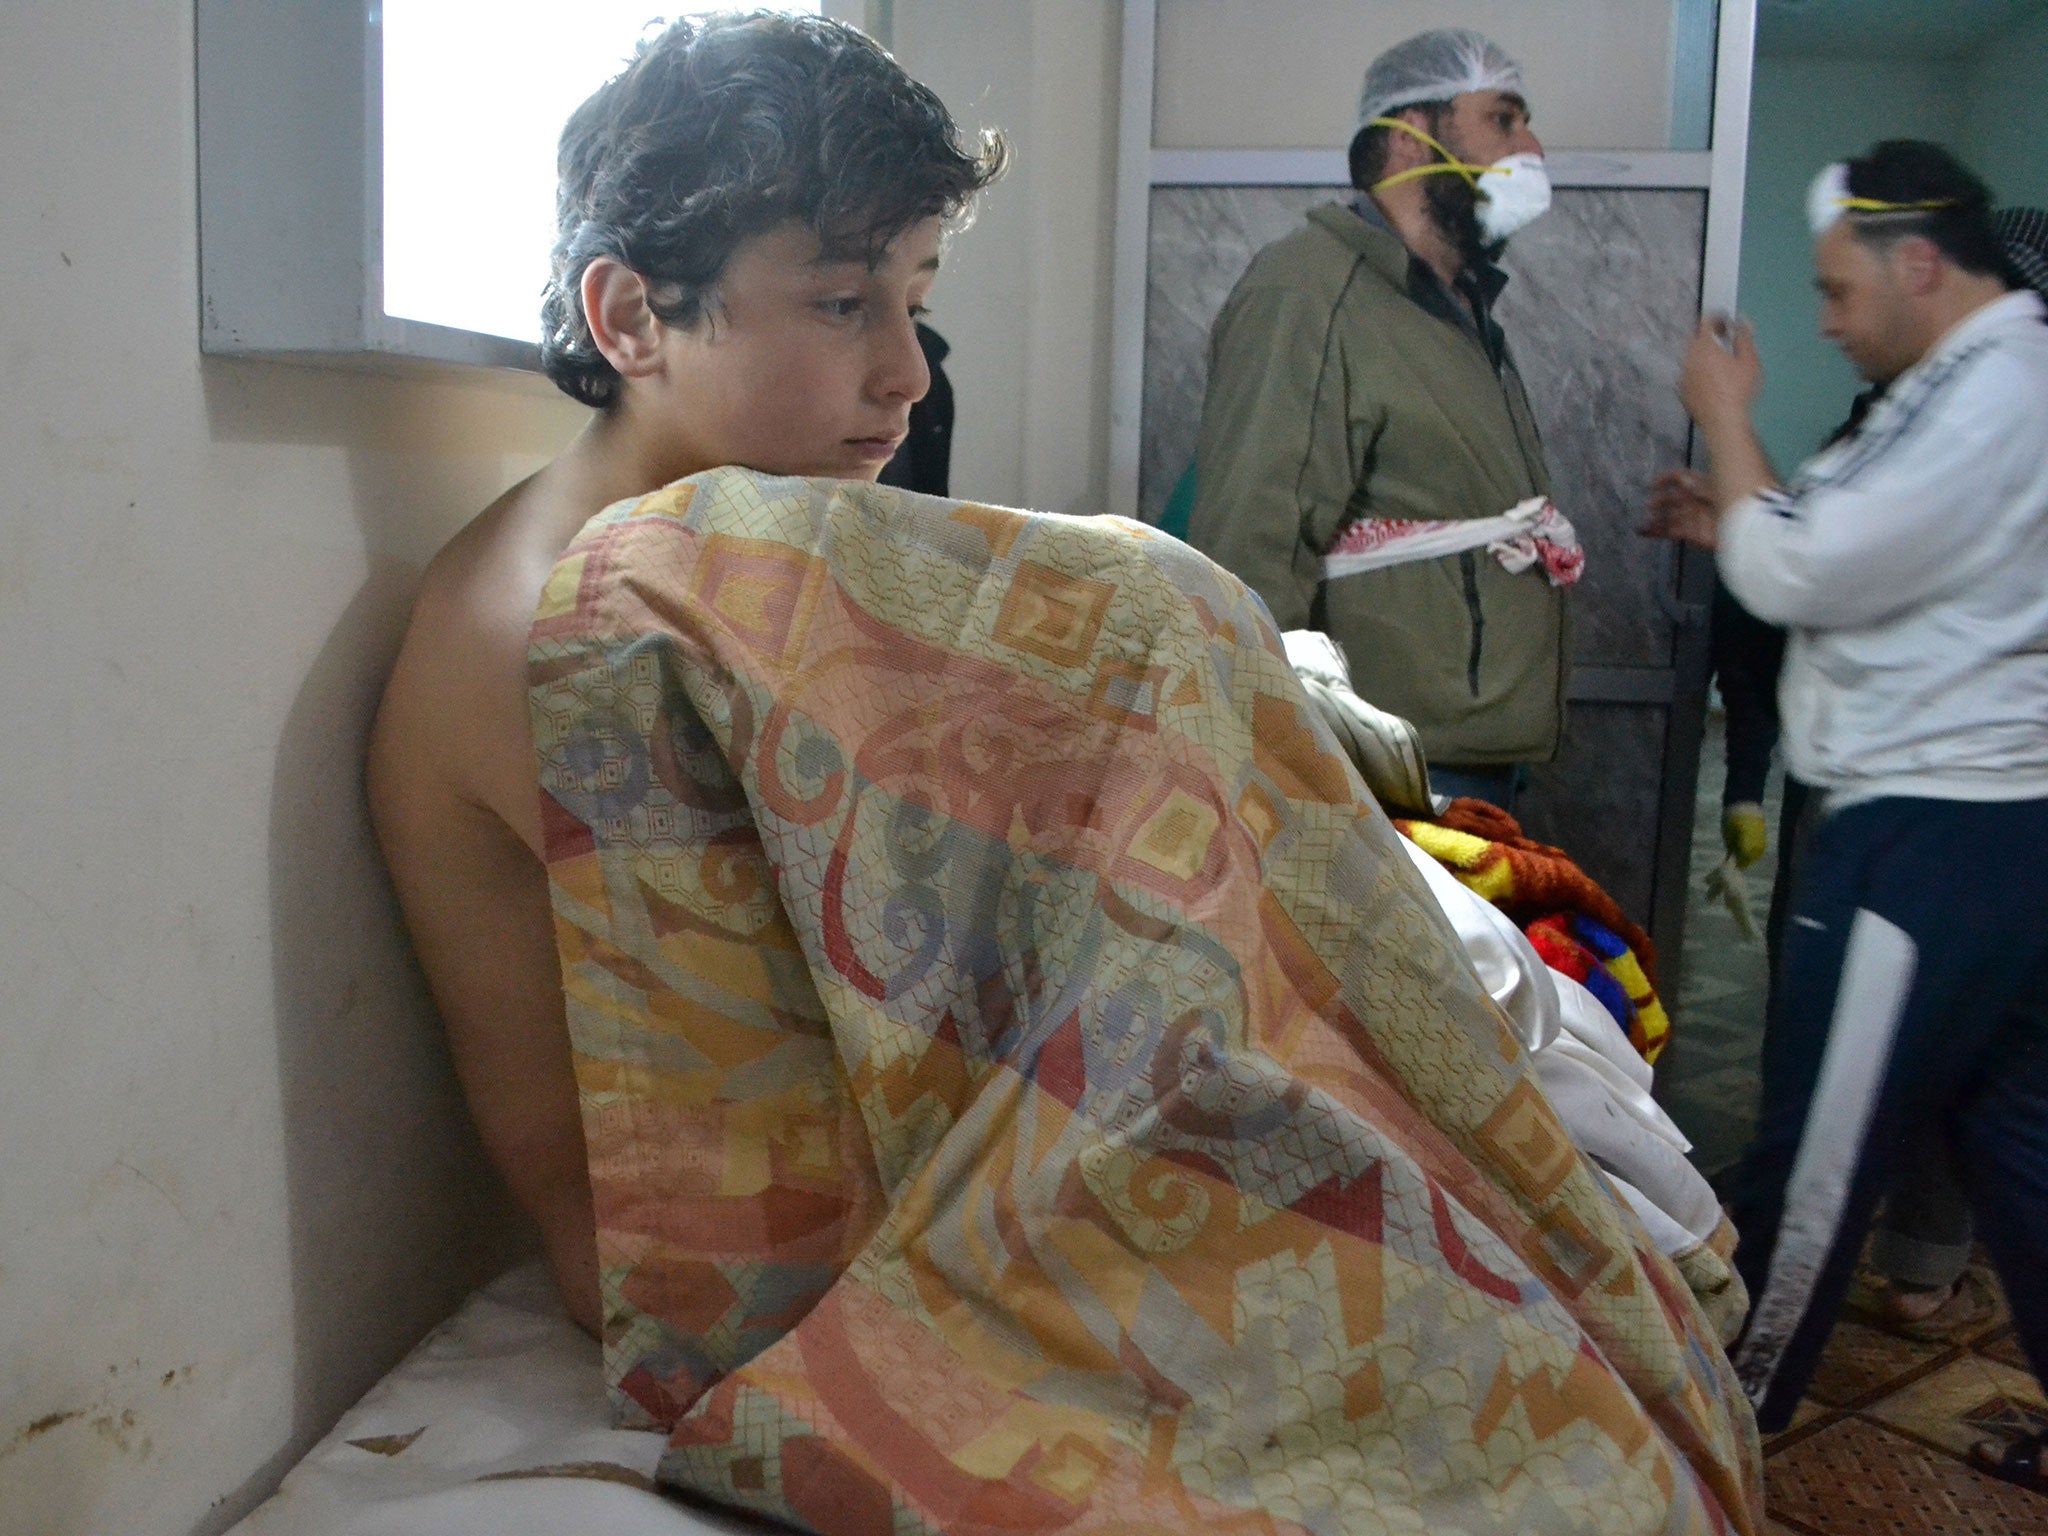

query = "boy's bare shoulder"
[371, 471, 599, 852]
[406, 485, 562, 688]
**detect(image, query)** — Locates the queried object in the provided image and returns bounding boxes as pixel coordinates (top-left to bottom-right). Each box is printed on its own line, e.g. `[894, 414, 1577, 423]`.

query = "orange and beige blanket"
[530, 467, 1761, 1536]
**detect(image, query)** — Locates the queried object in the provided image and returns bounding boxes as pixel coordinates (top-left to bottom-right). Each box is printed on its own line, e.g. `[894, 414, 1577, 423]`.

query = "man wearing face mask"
[1185, 28, 1571, 810]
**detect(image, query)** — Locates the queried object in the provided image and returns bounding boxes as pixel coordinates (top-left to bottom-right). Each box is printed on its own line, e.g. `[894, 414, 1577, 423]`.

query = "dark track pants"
[1726, 794, 2048, 1432]
[1770, 779, 1976, 1296]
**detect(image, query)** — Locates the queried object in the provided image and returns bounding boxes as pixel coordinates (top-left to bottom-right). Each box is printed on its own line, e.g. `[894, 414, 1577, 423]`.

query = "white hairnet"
[1354, 28, 1525, 134]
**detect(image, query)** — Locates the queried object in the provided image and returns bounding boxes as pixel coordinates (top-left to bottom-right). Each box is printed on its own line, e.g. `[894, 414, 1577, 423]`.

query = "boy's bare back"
[368, 442, 630, 1335]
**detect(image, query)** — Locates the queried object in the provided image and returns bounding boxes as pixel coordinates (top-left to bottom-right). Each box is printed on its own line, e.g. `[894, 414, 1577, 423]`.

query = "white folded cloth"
[1323, 495, 1585, 586]
[1396, 836, 1723, 1255]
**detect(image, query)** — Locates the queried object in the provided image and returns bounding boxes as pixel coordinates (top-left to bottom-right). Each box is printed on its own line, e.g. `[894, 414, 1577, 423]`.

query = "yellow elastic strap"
[1365, 115, 1485, 194]
[1839, 196, 1962, 215]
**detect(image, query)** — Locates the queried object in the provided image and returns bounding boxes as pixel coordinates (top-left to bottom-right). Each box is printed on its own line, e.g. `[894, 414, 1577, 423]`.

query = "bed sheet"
[229, 1262, 772, 1536]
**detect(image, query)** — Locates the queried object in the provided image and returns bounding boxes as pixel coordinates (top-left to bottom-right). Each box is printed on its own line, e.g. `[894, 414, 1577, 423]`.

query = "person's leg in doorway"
[1866, 1130, 1976, 1324]
[1766, 777, 1978, 1322]
[1956, 958, 2048, 1488]
[1957, 959, 2048, 1359]
[1724, 795, 2048, 1433]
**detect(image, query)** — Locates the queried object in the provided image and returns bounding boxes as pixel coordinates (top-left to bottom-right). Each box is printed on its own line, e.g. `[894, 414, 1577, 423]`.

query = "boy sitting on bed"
[367, 11, 1006, 1338]
[372, 15, 1761, 1529]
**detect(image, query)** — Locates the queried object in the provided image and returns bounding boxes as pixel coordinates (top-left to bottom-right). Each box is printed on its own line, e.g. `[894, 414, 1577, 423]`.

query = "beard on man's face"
[1422, 171, 1503, 272]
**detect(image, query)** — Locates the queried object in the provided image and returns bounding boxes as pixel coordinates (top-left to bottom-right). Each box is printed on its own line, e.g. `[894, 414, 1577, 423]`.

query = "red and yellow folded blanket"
[1394, 801, 1673, 1064]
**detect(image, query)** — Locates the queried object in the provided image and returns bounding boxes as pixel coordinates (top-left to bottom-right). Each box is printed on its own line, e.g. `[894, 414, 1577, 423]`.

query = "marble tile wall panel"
[1142, 187, 1708, 669]
[1494, 190, 1706, 669]
[1515, 702, 1666, 929]
[1142, 185, 1333, 530]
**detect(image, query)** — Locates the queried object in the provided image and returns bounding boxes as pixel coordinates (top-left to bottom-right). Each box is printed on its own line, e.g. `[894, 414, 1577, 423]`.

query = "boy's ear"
[582, 258, 669, 378]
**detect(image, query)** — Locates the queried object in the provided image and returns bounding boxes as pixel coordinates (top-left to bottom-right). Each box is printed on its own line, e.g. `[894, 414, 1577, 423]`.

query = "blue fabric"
[1728, 794, 2048, 1431]
[1430, 762, 1524, 813]
[1577, 958, 1636, 1033]
[1569, 913, 1627, 961]
[1567, 915, 1638, 1032]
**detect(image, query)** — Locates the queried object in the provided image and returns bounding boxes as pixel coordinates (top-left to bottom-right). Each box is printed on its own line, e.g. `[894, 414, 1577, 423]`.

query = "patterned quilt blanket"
[529, 468, 1761, 1536]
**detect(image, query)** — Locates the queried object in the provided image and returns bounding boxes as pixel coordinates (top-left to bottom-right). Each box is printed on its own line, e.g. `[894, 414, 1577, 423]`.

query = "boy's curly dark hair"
[540, 12, 1007, 408]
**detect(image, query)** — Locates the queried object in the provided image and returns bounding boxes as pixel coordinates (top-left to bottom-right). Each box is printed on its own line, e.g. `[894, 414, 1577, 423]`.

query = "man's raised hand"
[1643, 467, 1721, 550]
[1679, 314, 1762, 431]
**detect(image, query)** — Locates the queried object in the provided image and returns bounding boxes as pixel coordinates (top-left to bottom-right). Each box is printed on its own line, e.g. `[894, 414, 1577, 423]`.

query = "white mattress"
[229, 1262, 767, 1536]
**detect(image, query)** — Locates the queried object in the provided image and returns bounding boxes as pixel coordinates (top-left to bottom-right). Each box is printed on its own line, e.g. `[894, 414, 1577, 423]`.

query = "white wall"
[1738, 6, 2048, 478]
[0, 5, 586, 1534]
[1736, 54, 1967, 471]
[1152, 0, 1684, 151]
[891, 0, 1122, 518]
[1962, 5, 2048, 208]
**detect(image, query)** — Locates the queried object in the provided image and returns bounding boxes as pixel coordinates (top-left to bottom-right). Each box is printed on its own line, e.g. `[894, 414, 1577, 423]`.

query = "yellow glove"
[1723, 801, 1768, 869]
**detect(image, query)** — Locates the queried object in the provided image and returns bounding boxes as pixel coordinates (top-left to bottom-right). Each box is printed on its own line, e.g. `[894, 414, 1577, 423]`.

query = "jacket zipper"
[1458, 319, 1547, 706]
[1461, 551, 1484, 696]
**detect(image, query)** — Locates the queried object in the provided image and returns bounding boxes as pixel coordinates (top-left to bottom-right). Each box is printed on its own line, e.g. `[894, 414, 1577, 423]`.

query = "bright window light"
[382, 3, 823, 345]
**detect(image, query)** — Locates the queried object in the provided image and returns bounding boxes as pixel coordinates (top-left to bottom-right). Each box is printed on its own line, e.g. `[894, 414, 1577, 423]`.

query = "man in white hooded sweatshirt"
[1649, 139, 2048, 1483]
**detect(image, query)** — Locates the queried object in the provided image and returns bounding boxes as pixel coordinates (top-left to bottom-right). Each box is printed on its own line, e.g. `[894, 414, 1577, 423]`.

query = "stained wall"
[0, 6, 583, 1532]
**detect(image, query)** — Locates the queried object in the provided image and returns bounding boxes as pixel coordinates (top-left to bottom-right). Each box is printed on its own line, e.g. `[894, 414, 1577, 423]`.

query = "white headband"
[1806, 162, 1852, 236]
[1807, 160, 1964, 237]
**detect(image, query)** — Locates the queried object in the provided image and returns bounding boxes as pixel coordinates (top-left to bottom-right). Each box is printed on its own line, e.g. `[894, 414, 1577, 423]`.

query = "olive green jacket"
[1185, 202, 1567, 767]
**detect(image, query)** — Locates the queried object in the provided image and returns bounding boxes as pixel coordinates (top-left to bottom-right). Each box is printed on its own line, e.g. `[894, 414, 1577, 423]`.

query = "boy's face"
[647, 217, 941, 481]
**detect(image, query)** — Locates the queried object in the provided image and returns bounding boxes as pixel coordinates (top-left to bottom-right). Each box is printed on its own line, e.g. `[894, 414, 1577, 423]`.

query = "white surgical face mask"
[1475, 153, 1551, 242]
[1368, 118, 1551, 243]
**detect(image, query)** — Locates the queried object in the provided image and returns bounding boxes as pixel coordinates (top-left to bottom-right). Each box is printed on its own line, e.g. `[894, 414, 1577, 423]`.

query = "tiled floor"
[1764, 1260, 2046, 1534]
[1654, 713, 2047, 1530]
